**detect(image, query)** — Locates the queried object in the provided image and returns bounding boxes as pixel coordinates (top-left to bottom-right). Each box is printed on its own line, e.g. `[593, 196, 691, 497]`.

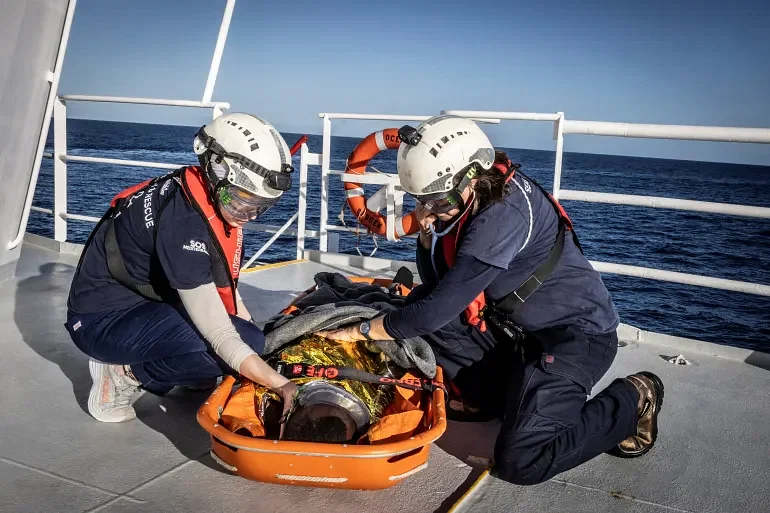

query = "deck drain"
[667, 354, 691, 365]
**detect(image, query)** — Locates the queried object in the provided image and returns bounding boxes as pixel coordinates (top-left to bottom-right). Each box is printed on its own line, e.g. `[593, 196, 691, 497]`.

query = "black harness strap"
[492, 221, 567, 316]
[274, 361, 447, 394]
[102, 175, 177, 302]
[104, 218, 165, 301]
[481, 171, 581, 323]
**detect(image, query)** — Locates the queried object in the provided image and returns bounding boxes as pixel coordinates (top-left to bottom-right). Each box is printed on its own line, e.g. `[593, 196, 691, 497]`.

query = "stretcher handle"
[199, 375, 237, 422]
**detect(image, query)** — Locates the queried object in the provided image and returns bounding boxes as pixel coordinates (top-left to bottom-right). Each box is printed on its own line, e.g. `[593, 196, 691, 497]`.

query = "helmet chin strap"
[441, 164, 478, 218]
[443, 159, 517, 216]
[448, 189, 475, 224]
[198, 152, 235, 234]
[433, 189, 475, 232]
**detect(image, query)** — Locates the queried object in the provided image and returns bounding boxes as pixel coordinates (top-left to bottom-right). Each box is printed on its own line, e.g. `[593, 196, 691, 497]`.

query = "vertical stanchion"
[320, 115, 332, 251]
[53, 98, 68, 242]
[296, 143, 309, 259]
[552, 112, 565, 200]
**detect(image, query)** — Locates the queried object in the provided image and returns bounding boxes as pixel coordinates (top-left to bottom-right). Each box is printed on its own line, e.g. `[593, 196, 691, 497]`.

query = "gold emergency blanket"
[255, 335, 394, 421]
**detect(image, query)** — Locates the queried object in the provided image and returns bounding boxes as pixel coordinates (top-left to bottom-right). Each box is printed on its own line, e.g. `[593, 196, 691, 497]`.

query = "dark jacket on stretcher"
[382, 172, 619, 376]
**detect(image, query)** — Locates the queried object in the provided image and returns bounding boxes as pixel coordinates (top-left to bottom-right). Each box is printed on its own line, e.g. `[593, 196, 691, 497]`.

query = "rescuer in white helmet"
[319, 114, 664, 485]
[65, 112, 298, 425]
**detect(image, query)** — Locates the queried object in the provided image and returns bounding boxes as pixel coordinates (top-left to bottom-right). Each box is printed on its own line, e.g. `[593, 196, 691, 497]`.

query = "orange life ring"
[344, 128, 419, 239]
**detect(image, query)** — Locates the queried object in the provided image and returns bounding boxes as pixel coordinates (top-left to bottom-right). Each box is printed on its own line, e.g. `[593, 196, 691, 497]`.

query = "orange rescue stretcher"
[197, 276, 448, 490]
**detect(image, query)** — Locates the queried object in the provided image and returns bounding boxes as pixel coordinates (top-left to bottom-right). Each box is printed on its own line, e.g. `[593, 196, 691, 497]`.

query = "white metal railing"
[26, 0, 322, 267]
[300, 110, 770, 297]
[562, 120, 770, 143]
[58, 95, 230, 110]
[40, 96, 225, 244]
[557, 190, 770, 219]
[62, 154, 183, 170]
[202, 0, 235, 104]
[21, 0, 769, 293]
[35, 97, 320, 267]
[30, 104, 770, 293]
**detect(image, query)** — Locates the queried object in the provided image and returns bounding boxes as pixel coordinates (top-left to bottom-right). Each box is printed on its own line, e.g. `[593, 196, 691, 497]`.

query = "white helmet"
[193, 112, 292, 200]
[396, 115, 495, 198]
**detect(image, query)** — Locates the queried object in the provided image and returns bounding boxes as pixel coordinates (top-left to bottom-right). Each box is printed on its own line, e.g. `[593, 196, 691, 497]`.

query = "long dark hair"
[461, 151, 514, 213]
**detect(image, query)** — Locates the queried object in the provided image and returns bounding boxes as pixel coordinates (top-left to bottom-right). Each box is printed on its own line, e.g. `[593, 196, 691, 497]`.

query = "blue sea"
[32, 119, 770, 351]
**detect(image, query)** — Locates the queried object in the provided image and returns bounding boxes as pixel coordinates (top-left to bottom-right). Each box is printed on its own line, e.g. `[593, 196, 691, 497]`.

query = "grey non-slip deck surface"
[2, 243, 768, 513]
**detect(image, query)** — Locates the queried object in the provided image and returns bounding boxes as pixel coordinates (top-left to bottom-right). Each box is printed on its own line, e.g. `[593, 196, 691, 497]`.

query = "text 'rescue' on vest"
[75, 166, 243, 315]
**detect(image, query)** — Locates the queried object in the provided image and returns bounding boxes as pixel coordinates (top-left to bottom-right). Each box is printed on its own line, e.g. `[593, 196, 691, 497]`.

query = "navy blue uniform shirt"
[384, 174, 619, 339]
[68, 175, 217, 315]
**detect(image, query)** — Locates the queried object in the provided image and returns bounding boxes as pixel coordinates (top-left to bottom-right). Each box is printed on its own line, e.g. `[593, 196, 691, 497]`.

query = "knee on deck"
[491, 459, 550, 486]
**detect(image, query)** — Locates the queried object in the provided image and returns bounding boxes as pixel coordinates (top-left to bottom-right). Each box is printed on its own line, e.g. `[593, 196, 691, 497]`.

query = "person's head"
[396, 115, 512, 221]
[281, 380, 370, 443]
[282, 403, 358, 443]
[193, 113, 293, 227]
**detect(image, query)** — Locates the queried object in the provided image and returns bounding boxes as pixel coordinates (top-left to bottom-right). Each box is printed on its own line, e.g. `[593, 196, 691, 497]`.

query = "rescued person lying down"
[218, 333, 437, 444]
[264, 334, 394, 443]
[217, 272, 441, 445]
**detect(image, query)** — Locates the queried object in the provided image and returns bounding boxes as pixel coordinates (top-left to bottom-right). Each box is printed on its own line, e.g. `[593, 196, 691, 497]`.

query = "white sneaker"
[88, 359, 145, 423]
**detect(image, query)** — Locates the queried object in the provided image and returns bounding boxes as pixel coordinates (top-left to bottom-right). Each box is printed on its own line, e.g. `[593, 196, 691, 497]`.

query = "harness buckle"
[514, 275, 543, 303]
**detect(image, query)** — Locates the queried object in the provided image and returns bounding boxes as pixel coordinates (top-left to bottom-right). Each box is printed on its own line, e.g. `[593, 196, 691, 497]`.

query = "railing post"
[328, 233, 340, 253]
[53, 97, 67, 242]
[552, 112, 565, 200]
[202, 0, 236, 103]
[394, 187, 404, 218]
[296, 143, 309, 259]
[242, 212, 299, 269]
[385, 181, 398, 242]
[319, 115, 332, 252]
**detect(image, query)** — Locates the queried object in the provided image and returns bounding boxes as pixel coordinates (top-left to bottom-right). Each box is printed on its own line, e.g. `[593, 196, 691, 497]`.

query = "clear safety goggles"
[217, 184, 277, 222]
[414, 191, 462, 214]
[286, 380, 370, 432]
[413, 161, 482, 214]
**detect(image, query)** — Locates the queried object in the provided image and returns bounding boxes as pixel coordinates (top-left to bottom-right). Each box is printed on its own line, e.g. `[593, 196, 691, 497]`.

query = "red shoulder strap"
[179, 167, 242, 315]
[439, 206, 488, 331]
[110, 178, 157, 207]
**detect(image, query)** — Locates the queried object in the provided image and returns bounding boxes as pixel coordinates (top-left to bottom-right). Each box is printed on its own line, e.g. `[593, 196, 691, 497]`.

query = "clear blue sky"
[60, 0, 770, 165]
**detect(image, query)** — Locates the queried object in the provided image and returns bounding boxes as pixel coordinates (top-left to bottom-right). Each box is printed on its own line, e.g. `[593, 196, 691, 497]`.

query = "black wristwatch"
[359, 321, 373, 340]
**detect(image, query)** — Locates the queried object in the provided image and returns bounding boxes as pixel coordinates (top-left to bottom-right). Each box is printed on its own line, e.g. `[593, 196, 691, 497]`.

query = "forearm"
[238, 354, 290, 389]
[235, 289, 253, 322]
[178, 284, 287, 390]
[383, 254, 502, 339]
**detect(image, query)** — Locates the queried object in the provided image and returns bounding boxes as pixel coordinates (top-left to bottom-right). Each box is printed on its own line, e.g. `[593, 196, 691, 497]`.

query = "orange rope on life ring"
[344, 128, 419, 239]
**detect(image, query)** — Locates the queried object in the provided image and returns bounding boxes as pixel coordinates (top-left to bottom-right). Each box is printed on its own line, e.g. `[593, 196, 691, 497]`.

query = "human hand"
[315, 324, 363, 342]
[464, 300, 487, 332]
[414, 203, 437, 249]
[274, 380, 298, 438]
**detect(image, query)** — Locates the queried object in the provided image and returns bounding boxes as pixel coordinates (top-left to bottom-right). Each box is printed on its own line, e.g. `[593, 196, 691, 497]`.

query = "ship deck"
[2, 236, 768, 513]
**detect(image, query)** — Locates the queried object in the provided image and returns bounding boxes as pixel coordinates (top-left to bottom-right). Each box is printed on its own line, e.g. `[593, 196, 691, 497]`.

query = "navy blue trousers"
[415, 291, 639, 485]
[65, 300, 265, 394]
[491, 326, 638, 484]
